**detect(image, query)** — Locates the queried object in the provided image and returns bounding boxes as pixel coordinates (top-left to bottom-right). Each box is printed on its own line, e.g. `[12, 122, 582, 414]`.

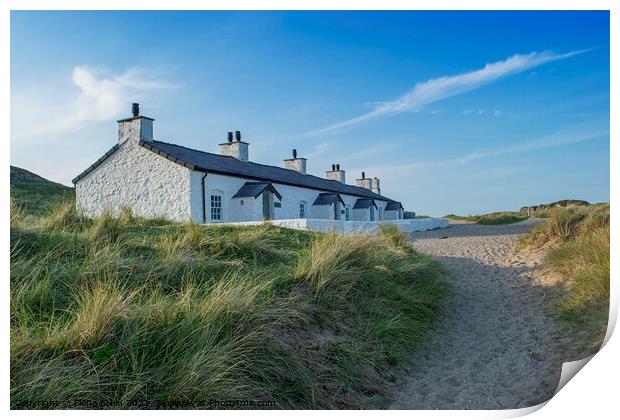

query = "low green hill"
[10, 167, 445, 409]
[10, 166, 73, 216]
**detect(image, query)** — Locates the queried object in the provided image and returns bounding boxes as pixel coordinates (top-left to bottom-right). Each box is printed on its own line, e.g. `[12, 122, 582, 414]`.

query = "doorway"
[262, 191, 273, 220]
[333, 201, 340, 220]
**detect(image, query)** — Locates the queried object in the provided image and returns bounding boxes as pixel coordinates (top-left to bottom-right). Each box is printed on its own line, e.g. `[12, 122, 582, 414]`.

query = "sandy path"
[391, 220, 563, 409]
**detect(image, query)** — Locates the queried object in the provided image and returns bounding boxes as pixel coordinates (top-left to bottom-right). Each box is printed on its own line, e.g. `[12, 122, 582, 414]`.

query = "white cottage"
[73, 104, 406, 225]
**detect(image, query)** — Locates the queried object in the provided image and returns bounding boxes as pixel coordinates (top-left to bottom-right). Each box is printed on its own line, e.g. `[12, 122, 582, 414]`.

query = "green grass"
[10, 171, 73, 218]
[10, 177, 445, 409]
[443, 211, 528, 225]
[518, 205, 609, 346]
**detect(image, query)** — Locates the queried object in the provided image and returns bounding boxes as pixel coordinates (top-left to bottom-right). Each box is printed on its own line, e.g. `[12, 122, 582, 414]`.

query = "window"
[210, 194, 222, 221]
[345, 206, 351, 221]
[299, 201, 306, 218]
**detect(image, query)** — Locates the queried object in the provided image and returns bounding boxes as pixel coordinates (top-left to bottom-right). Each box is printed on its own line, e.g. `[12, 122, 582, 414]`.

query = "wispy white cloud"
[339, 142, 394, 164]
[13, 65, 174, 140]
[307, 49, 588, 136]
[448, 126, 608, 165]
[461, 109, 503, 116]
[306, 142, 329, 159]
[359, 124, 608, 180]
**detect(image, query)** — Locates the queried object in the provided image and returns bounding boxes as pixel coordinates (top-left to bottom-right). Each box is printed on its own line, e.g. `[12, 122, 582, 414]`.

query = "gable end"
[72, 144, 121, 184]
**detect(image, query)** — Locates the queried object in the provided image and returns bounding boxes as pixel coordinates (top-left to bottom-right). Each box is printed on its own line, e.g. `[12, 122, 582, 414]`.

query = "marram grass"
[518, 205, 609, 339]
[10, 188, 445, 409]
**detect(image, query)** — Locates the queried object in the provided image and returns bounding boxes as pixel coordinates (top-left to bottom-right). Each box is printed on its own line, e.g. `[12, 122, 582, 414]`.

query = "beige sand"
[391, 219, 564, 409]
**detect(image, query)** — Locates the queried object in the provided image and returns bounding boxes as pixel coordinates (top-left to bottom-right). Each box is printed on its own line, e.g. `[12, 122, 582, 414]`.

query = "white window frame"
[299, 201, 307, 219]
[210, 192, 223, 221]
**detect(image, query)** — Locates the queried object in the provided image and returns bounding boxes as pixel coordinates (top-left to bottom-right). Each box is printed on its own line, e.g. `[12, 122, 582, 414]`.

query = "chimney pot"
[283, 149, 306, 174]
[362, 171, 366, 179]
[132, 103, 139, 117]
[326, 164, 345, 183]
[219, 131, 248, 161]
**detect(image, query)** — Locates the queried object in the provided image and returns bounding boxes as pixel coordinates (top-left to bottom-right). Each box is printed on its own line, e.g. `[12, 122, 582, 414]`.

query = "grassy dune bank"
[518, 205, 610, 352]
[10, 175, 445, 409]
[444, 200, 596, 225]
[444, 212, 528, 225]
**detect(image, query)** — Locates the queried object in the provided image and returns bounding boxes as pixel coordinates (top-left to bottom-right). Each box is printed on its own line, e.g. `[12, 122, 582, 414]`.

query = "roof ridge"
[154, 139, 319, 177]
[151, 139, 392, 200]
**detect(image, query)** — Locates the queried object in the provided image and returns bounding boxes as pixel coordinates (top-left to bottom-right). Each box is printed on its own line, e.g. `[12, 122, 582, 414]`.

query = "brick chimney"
[219, 130, 249, 161]
[325, 163, 346, 183]
[284, 149, 307, 175]
[117, 103, 154, 144]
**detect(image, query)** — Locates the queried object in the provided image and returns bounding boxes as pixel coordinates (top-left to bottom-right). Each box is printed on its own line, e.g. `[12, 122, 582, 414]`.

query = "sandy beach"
[391, 220, 564, 409]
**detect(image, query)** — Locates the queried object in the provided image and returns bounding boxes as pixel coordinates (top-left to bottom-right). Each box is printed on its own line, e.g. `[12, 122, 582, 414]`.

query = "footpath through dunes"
[391, 220, 565, 409]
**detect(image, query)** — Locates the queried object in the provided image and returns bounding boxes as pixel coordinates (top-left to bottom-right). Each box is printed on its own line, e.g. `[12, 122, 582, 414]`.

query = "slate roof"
[385, 201, 403, 211]
[312, 193, 345, 206]
[353, 198, 378, 209]
[232, 182, 282, 200]
[72, 139, 400, 205]
[140, 140, 396, 201]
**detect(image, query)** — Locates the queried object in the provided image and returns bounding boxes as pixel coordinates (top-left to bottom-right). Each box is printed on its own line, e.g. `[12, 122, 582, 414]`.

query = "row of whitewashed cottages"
[73, 104, 405, 224]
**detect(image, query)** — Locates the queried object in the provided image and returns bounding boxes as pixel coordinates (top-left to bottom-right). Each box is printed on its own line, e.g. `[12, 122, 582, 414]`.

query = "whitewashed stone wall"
[383, 209, 402, 220]
[77, 149, 401, 225]
[352, 207, 371, 221]
[194, 173, 267, 222]
[226, 218, 449, 234]
[199, 172, 394, 223]
[229, 197, 261, 222]
[76, 140, 194, 221]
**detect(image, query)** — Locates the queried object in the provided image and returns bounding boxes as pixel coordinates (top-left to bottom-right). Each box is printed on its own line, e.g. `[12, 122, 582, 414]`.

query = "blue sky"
[11, 11, 610, 216]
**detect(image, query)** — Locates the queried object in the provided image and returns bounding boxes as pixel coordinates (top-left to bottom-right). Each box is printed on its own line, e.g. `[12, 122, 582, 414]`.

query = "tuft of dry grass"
[547, 225, 610, 323]
[42, 199, 90, 231]
[10, 199, 25, 228]
[517, 205, 608, 250]
[518, 204, 609, 342]
[88, 212, 126, 246]
[70, 281, 136, 348]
